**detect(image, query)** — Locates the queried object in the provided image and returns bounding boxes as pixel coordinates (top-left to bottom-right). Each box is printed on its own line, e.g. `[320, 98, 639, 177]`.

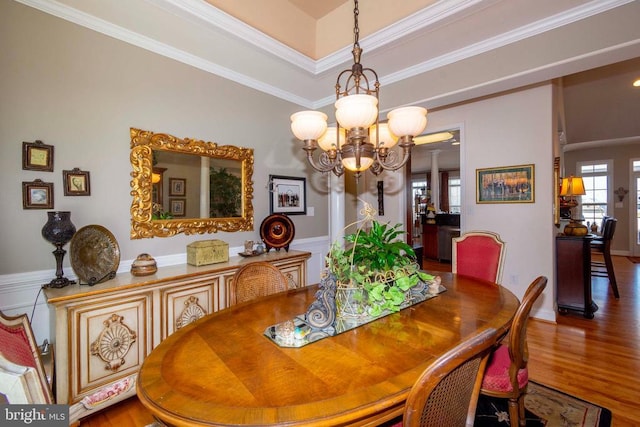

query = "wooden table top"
[136, 273, 519, 426]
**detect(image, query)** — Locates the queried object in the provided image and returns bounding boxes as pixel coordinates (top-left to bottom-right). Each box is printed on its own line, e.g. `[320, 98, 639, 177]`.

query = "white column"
[200, 156, 210, 218]
[430, 150, 441, 212]
[329, 174, 345, 244]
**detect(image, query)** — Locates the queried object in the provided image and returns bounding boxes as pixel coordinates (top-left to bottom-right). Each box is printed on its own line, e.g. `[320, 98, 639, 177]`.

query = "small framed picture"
[169, 178, 186, 196]
[269, 175, 306, 215]
[22, 140, 54, 172]
[63, 168, 91, 196]
[169, 198, 186, 217]
[22, 179, 54, 209]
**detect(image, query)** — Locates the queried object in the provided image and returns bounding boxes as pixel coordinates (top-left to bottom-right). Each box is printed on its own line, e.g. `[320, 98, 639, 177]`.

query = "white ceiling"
[16, 0, 640, 155]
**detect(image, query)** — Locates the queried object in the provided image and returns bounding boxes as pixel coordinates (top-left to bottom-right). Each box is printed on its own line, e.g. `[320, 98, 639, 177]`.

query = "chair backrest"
[402, 328, 499, 427]
[452, 231, 506, 284]
[505, 276, 547, 386]
[230, 262, 289, 305]
[0, 311, 53, 403]
[603, 217, 617, 242]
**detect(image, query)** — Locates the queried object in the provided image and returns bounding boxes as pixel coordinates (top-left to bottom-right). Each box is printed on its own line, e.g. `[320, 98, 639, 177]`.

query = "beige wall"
[369, 85, 557, 320]
[0, 0, 329, 276]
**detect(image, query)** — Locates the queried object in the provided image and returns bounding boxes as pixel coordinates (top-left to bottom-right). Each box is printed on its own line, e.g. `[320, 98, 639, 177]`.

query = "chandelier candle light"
[290, 0, 427, 179]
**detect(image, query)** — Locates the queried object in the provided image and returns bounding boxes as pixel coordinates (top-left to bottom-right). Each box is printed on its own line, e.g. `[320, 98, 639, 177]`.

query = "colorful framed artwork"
[22, 179, 54, 209]
[63, 168, 91, 196]
[169, 178, 186, 196]
[169, 198, 186, 217]
[22, 140, 54, 172]
[269, 175, 306, 215]
[476, 164, 535, 204]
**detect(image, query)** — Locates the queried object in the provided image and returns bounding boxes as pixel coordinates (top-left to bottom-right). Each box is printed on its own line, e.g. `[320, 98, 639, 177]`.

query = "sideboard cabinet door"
[73, 293, 152, 400]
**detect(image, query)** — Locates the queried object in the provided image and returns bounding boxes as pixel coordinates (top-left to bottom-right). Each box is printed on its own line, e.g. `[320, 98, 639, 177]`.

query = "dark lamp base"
[564, 221, 588, 236]
[46, 276, 76, 288]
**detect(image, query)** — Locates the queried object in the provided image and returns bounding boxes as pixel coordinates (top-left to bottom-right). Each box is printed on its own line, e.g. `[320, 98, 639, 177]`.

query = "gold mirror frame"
[130, 128, 254, 239]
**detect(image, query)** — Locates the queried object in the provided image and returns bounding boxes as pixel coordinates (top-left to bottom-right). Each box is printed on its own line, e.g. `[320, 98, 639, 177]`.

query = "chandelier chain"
[353, 0, 360, 49]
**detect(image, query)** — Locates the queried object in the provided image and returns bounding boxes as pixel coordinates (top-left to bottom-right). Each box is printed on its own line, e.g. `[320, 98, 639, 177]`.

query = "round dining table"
[136, 272, 519, 426]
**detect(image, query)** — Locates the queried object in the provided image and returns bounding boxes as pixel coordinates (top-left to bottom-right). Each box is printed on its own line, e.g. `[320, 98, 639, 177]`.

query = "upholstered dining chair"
[0, 310, 53, 404]
[452, 231, 506, 284]
[397, 327, 499, 427]
[480, 276, 548, 427]
[591, 217, 619, 298]
[230, 261, 289, 305]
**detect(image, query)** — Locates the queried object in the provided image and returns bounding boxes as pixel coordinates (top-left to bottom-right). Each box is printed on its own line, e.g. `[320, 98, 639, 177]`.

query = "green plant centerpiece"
[327, 218, 435, 317]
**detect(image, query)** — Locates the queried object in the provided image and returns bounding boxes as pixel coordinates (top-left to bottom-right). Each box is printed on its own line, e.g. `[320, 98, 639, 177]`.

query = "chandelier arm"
[374, 138, 415, 171]
[302, 145, 342, 174]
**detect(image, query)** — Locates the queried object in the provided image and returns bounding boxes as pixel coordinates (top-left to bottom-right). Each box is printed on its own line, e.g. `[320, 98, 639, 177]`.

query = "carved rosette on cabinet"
[90, 314, 137, 371]
[176, 295, 207, 330]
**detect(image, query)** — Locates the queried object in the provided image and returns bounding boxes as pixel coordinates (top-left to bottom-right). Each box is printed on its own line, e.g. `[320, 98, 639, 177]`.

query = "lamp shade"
[290, 111, 328, 141]
[560, 176, 586, 196]
[318, 126, 346, 151]
[387, 106, 427, 137]
[342, 155, 374, 172]
[335, 94, 378, 129]
[369, 123, 398, 149]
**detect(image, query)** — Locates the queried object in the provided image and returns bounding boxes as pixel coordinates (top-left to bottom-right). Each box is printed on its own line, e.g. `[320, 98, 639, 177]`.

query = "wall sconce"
[614, 186, 628, 202]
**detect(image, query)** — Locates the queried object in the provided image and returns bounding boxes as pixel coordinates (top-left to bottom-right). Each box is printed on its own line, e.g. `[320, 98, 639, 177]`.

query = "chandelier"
[290, 0, 427, 179]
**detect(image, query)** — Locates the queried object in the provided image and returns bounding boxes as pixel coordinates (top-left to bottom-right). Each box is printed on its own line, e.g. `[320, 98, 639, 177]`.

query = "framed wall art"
[22, 140, 54, 172]
[169, 178, 186, 196]
[169, 198, 186, 217]
[269, 175, 306, 215]
[476, 164, 535, 204]
[63, 168, 91, 196]
[22, 179, 54, 209]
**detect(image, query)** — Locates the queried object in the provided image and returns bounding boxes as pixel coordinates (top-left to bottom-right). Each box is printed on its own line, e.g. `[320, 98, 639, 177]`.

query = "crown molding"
[563, 136, 640, 152]
[13, 0, 637, 110]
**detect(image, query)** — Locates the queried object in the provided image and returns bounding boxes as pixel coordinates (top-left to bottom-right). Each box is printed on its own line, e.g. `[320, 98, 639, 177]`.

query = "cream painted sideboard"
[43, 250, 310, 421]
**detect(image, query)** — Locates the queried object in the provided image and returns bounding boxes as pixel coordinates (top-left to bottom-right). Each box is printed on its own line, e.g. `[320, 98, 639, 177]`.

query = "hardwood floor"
[80, 255, 640, 426]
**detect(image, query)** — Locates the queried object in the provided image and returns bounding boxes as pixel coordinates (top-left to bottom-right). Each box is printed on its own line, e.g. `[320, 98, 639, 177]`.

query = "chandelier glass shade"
[290, 0, 427, 178]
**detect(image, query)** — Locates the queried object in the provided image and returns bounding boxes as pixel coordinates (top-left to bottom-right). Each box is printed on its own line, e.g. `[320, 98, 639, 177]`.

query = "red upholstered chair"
[480, 276, 548, 427]
[0, 311, 53, 404]
[452, 231, 506, 284]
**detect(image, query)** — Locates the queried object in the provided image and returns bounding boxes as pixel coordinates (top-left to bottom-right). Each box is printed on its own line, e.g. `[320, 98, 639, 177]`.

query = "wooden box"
[187, 240, 229, 266]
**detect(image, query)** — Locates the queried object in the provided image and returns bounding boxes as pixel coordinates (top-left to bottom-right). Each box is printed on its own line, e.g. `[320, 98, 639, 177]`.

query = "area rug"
[627, 256, 640, 264]
[475, 382, 612, 426]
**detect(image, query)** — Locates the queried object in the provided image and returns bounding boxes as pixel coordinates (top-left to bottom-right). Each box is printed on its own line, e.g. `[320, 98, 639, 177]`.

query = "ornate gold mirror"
[130, 128, 254, 239]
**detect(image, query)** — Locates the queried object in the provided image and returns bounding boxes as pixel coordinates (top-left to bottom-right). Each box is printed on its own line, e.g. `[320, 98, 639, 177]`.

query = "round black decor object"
[260, 214, 295, 252]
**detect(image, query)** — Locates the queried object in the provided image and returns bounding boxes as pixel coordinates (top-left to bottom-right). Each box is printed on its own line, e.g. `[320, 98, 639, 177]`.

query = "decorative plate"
[260, 214, 295, 252]
[70, 225, 121, 285]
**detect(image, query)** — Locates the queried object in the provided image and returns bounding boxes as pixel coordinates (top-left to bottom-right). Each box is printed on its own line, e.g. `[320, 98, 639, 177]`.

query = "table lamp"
[559, 176, 588, 236]
[41, 211, 77, 287]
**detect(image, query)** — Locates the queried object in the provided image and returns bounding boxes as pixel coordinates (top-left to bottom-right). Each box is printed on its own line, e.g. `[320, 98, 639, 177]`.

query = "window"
[448, 177, 461, 213]
[578, 161, 611, 229]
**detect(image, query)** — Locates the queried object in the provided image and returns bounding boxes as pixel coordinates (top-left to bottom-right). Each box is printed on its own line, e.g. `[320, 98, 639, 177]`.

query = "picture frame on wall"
[22, 179, 54, 209]
[22, 140, 54, 172]
[63, 168, 91, 196]
[169, 178, 186, 196]
[269, 175, 306, 215]
[169, 198, 186, 217]
[476, 164, 535, 204]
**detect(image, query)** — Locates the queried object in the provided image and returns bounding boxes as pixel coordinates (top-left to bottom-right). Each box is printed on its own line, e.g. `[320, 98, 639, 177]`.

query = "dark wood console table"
[556, 235, 596, 318]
